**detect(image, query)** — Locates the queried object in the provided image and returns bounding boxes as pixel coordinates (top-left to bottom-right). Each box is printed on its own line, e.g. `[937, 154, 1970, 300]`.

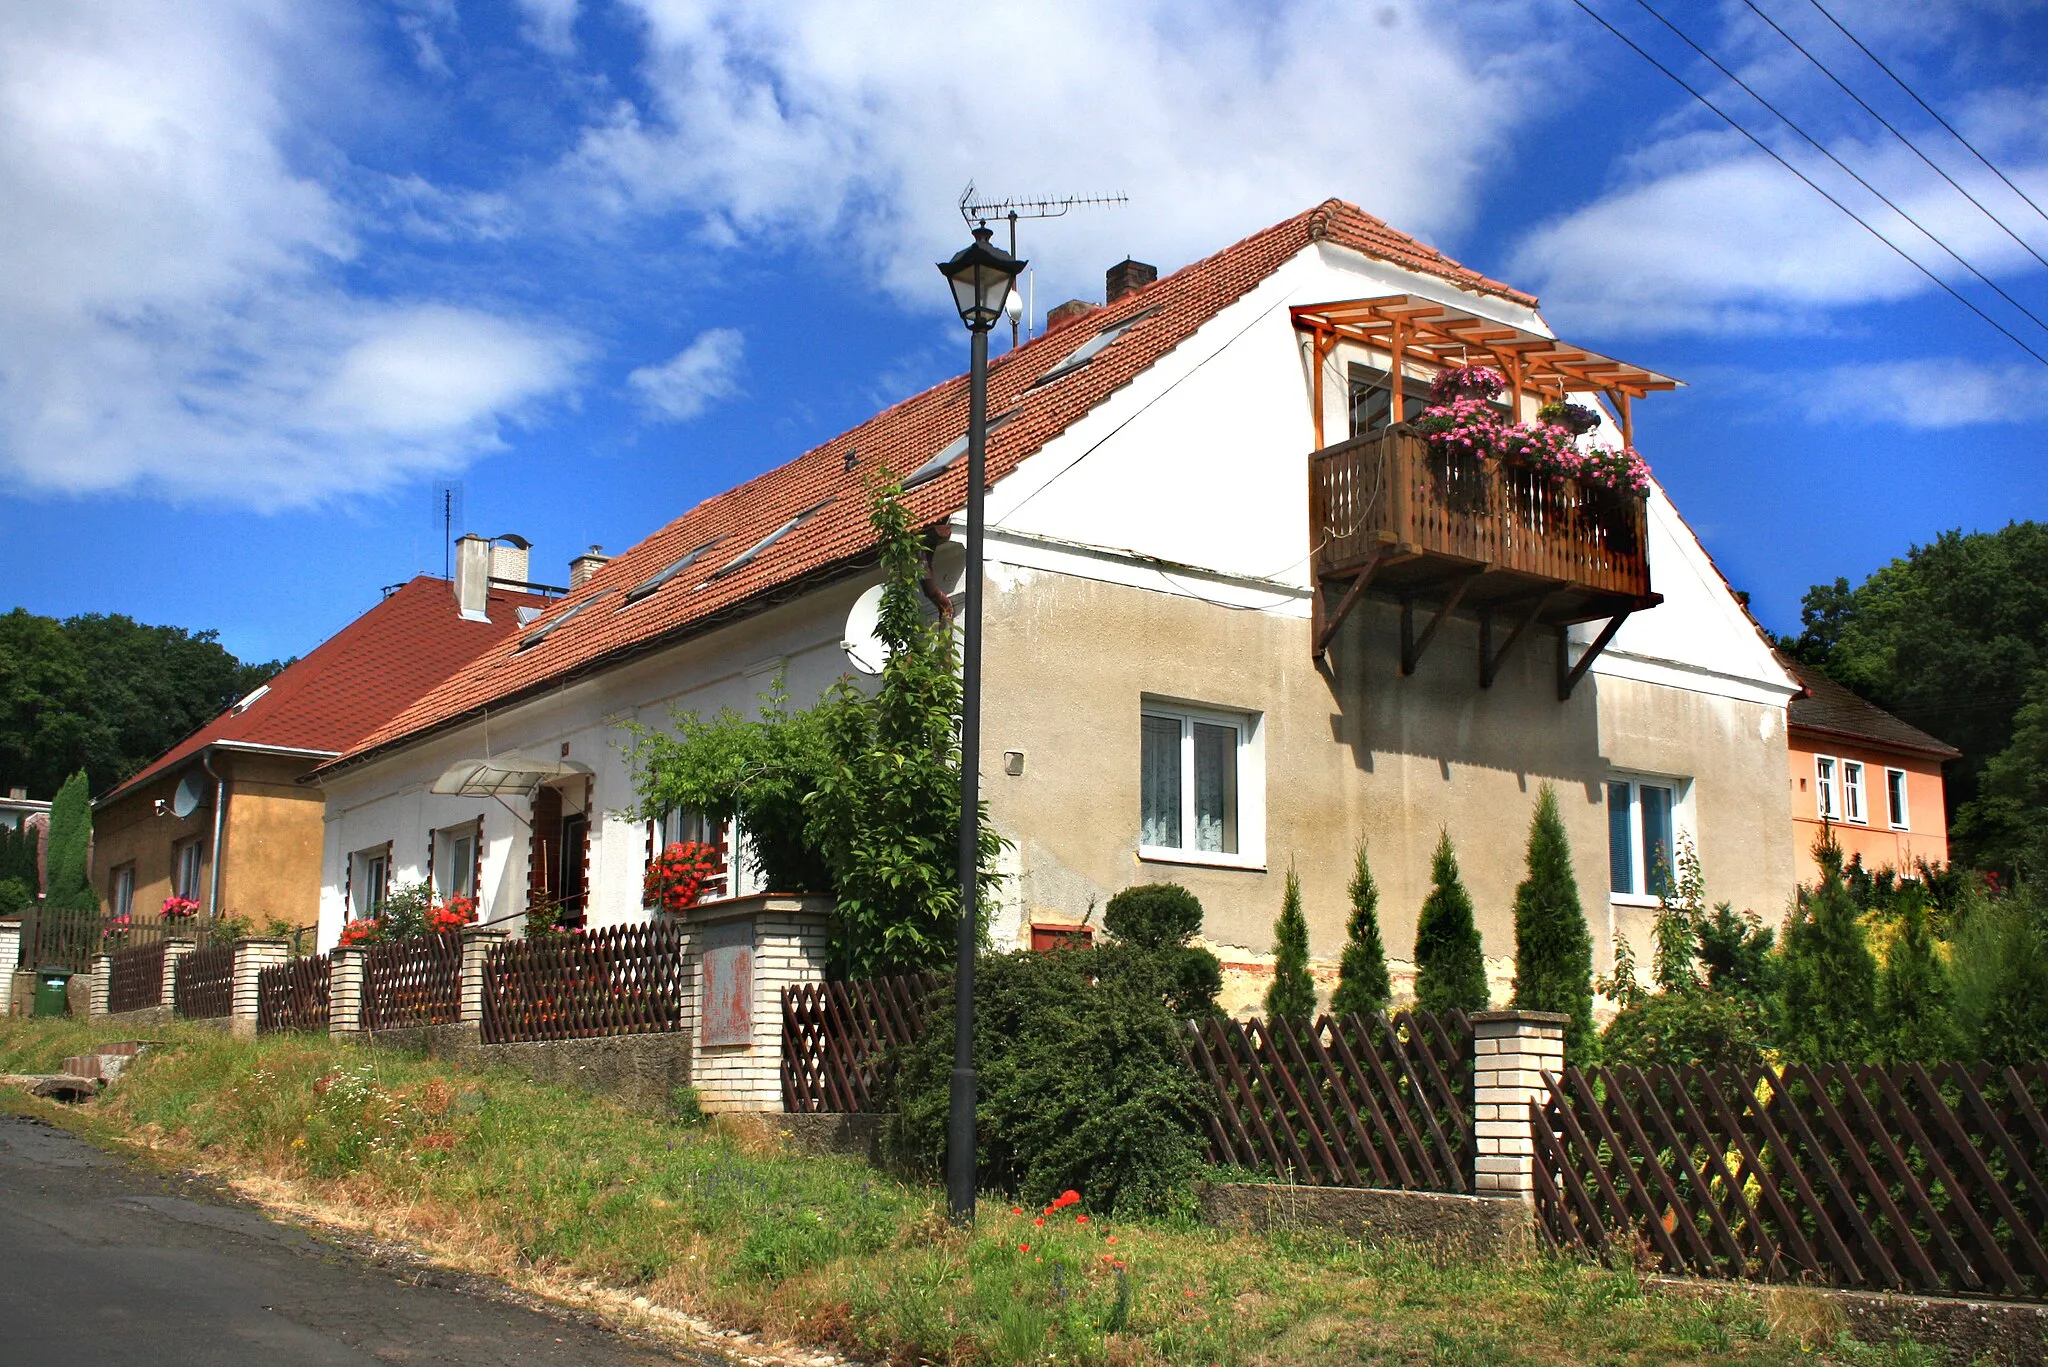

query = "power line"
[1564, 0, 2048, 367]
[1631, 0, 2048, 342]
[1807, 0, 2048, 230]
[1740, 0, 2048, 273]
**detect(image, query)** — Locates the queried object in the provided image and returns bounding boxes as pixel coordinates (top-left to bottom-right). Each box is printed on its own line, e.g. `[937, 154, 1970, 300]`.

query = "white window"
[352, 848, 389, 920]
[1841, 760, 1867, 825]
[434, 825, 478, 902]
[1814, 756, 1838, 821]
[1608, 777, 1682, 902]
[110, 864, 135, 918]
[173, 840, 205, 901]
[1139, 702, 1264, 868]
[653, 808, 732, 901]
[1886, 768, 1910, 830]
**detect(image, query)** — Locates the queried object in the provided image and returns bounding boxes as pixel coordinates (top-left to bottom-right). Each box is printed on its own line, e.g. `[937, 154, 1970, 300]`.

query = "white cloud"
[516, 0, 580, 57]
[561, 0, 1550, 304]
[628, 328, 745, 421]
[1792, 358, 2048, 428]
[0, 2, 581, 509]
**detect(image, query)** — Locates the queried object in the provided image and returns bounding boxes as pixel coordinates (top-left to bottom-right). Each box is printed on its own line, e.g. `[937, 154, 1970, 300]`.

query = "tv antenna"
[959, 183, 1128, 346]
[430, 479, 465, 579]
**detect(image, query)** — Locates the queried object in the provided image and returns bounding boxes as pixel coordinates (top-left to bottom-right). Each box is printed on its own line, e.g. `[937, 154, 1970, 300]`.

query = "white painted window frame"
[432, 824, 477, 902]
[173, 839, 204, 902]
[111, 864, 135, 919]
[1814, 755, 1839, 822]
[1841, 759, 1867, 826]
[1886, 767, 1911, 831]
[1137, 698, 1266, 872]
[351, 848, 389, 920]
[1607, 773, 1691, 908]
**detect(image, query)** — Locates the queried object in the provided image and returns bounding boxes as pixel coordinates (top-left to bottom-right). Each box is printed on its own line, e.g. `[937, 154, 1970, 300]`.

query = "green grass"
[0, 1019, 1949, 1366]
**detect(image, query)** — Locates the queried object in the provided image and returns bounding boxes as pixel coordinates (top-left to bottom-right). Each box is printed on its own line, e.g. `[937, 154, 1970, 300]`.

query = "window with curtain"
[1140, 704, 1256, 861]
[174, 839, 204, 901]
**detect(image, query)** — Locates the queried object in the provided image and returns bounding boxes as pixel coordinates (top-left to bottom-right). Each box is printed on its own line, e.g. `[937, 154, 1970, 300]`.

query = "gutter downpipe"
[201, 749, 227, 920]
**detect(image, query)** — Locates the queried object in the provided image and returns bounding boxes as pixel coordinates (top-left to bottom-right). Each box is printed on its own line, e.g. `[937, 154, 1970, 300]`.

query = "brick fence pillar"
[0, 918, 20, 1015]
[162, 939, 197, 1015]
[329, 946, 365, 1035]
[683, 894, 830, 1113]
[89, 953, 112, 1017]
[459, 927, 507, 1027]
[1470, 1010, 1566, 1201]
[231, 938, 291, 1037]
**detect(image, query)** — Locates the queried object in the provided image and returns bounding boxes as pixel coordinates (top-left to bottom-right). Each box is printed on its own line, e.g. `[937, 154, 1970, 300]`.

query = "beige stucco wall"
[979, 567, 1795, 1013]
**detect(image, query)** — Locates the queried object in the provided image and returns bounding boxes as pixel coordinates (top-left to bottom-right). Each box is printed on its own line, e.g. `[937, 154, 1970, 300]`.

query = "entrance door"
[557, 811, 588, 926]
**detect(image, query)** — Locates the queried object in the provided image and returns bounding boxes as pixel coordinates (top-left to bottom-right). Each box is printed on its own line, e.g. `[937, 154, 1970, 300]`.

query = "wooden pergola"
[1292, 295, 1681, 449]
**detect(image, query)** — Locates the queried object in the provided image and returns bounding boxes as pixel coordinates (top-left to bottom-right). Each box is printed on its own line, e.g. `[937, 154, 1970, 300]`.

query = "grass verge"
[0, 1018, 1951, 1367]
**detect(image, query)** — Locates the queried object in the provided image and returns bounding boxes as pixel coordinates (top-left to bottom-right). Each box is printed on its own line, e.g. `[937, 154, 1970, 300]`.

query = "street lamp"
[936, 224, 1026, 1226]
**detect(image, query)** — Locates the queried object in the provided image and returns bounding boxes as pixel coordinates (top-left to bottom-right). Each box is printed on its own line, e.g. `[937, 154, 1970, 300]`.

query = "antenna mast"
[959, 183, 1128, 347]
[430, 479, 464, 580]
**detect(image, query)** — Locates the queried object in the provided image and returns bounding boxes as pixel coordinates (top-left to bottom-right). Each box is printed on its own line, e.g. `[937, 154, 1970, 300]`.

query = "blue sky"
[2, 0, 2044, 665]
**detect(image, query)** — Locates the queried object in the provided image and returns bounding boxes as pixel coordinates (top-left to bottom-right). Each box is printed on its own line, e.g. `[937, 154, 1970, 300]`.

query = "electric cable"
[1739, 0, 2048, 272]
[1632, 0, 2048, 342]
[1566, 0, 2048, 367]
[1807, 0, 2048, 229]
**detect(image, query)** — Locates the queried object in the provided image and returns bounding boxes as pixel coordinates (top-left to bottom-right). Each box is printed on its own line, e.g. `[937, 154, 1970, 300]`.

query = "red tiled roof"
[326, 200, 1534, 773]
[1783, 658, 1961, 761]
[104, 576, 552, 802]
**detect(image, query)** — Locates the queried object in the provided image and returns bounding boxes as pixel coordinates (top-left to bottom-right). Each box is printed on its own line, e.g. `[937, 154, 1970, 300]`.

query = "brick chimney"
[1046, 299, 1097, 332]
[569, 545, 610, 588]
[488, 538, 530, 585]
[1105, 259, 1157, 303]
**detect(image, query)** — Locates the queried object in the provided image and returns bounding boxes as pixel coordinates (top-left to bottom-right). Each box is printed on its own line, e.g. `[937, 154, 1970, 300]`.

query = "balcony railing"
[1312, 427, 1653, 600]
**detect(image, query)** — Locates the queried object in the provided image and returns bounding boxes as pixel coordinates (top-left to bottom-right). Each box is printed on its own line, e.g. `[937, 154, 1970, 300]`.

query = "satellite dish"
[842, 584, 890, 675]
[171, 772, 207, 820]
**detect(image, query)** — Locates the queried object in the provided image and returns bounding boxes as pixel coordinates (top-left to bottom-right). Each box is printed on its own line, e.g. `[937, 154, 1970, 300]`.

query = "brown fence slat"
[107, 942, 167, 1014]
[257, 953, 330, 1033]
[482, 922, 689, 1043]
[361, 933, 461, 1030]
[172, 943, 234, 1020]
[777, 972, 939, 1113]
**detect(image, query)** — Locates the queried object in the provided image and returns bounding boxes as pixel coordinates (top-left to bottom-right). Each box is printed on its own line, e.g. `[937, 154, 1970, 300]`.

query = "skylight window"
[517, 590, 612, 650]
[1033, 306, 1160, 387]
[901, 409, 1020, 489]
[705, 500, 834, 582]
[623, 540, 724, 606]
[229, 684, 270, 715]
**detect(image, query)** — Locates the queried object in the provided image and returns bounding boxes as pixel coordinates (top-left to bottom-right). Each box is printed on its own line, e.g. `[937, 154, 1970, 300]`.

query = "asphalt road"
[0, 1111, 722, 1366]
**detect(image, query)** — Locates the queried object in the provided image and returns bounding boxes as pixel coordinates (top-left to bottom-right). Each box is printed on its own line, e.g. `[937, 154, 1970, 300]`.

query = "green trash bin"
[33, 968, 73, 1018]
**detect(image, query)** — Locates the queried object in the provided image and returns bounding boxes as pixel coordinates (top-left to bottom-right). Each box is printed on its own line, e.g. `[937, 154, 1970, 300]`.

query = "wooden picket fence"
[781, 973, 941, 1113]
[481, 922, 689, 1044]
[257, 953, 331, 1034]
[1534, 1063, 2048, 1302]
[107, 941, 167, 1014]
[361, 933, 461, 1030]
[172, 943, 235, 1020]
[1183, 1010, 1475, 1193]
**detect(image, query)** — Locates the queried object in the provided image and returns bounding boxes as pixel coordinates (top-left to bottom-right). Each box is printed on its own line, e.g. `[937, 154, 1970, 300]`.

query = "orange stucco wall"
[1787, 730, 1949, 886]
[92, 751, 324, 929]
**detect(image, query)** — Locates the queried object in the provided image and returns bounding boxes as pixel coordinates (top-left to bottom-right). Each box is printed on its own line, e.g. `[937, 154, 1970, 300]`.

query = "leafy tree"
[0, 607, 284, 798]
[42, 770, 95, 912]
[1330, 843, 1392, 1018]
[1696, 902, 1778, 1004]
[0, 878, 30, 914]
[1602, 991, 1768, 1075]
[1776, 838, 1877, 1064]
[1264, 867, 1316, 1019]
[0, 820, 37, 892]
[1783, 522, 2048, 859]
[1955, 664, 2048, 880]
[1104, 883, 1220, 1018]
[1872, 884, 1961, 1064]
[1414, 830, 1489, 1014]
[1950, 892, 2048, 1065]
[1650, 837, 1707, 994]
[1510, 786, 1595, 1059]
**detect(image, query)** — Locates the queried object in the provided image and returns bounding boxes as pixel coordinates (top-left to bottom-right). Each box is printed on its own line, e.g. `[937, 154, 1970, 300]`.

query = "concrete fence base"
[356, 1023, 696, 1117]
[1197, 1182, 1535, 1262]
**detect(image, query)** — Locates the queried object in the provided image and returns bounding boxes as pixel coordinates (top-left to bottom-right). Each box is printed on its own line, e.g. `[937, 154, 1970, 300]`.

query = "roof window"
[229, 684, 270, 715]
[518, 589, 613, 649]
[902, 408, 1020, 489]
[1033, 306, 1160, 387]
[705, 500, 834, 582]
[622, 540, 724, 606]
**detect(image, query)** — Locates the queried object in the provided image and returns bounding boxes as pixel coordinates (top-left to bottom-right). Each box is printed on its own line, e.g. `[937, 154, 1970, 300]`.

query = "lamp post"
[936, 224, 1026, 1225]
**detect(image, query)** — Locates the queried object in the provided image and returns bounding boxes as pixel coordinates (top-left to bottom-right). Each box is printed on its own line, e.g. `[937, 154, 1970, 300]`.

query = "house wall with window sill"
[1786, 734, 1948, 886]
[978, 562, 1796, 1012]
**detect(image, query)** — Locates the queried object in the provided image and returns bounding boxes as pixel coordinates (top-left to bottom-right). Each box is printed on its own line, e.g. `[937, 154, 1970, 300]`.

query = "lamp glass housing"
[939, 227, 1026, 331]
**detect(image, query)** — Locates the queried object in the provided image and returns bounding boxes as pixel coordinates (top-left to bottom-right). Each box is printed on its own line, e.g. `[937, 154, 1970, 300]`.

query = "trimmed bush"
[1265, 868, 1316, 1019]
[1104, 881, 1222, 1017]
[891, 945, 1211, 1215]
[1330, 843, 1391, 1018]
[1600, 990, 1768, 1075]
[1510, 786, 1595, 1059]
[1414, 830, 1488, 1014]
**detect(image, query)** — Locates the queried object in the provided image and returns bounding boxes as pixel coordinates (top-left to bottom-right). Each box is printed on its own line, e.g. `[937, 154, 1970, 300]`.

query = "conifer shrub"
[1330, 843, 1391, 1018]
[1264, 868, 1316, 1019]
[1413, 830, 1489, 1014]
[1950, 892, 2048, 1065]
[0, 878, 28, 915]
[1872, 884, 1962, 1064]
[1102, 882, 1222, 1017]
[1510, 786, 1595, 1059]
[1776, 839, 1877, 1065]
[891, 945, 1211, 1215]
[42, 770, 96, 912]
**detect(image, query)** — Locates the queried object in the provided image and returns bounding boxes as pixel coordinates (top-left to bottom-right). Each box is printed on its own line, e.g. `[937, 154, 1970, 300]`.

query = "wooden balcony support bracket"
[1399, 565, 1485, 676]
[1557, 612, 1632, 702]
[1479, 589, 1559, 690]
[1313, 546, 1390, 661]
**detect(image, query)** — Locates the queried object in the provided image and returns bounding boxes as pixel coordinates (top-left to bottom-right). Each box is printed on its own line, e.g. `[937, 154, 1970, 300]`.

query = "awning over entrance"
[431, 756, 592, 797]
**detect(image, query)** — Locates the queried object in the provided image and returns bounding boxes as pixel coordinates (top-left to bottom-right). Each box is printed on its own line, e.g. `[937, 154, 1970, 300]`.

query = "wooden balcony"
[1309, 427, 1660, 696]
